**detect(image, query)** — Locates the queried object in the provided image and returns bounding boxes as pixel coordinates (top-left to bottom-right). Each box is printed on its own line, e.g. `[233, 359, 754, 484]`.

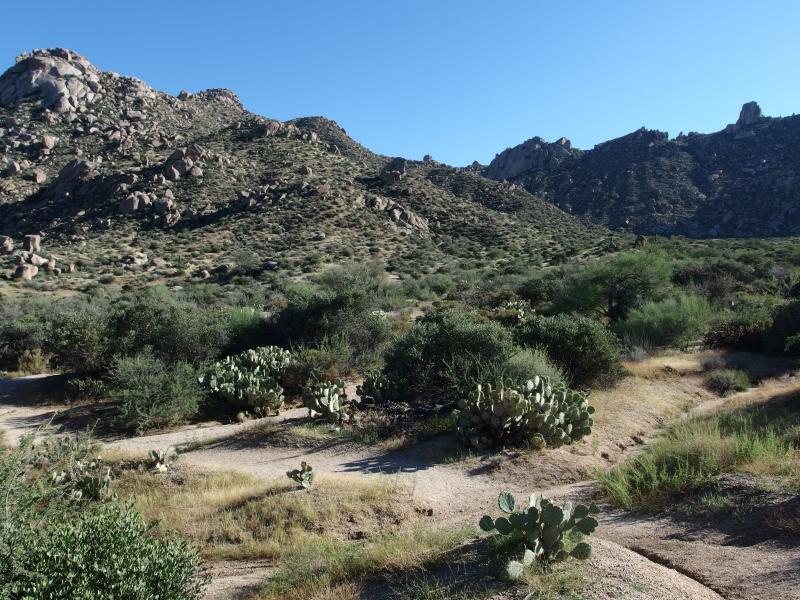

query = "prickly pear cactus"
[304, 379, 348, 424]
[202, 346, 291, 414]
[451, 376, 594, 449]
[287, 461, 315, 488]
[147, 447, 177, 473]
[356, 372, 397, 404]
[479, 491, 598, 579]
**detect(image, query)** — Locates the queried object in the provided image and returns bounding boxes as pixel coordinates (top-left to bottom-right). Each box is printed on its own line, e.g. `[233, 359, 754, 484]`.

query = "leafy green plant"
[452, 376, 594, 449]
[614, 294, 711, 349]
[287, 461, 315, 488]
[109, 352, 203, 433]
[705, 368, 750, 396]
[202, 346, 291, 414]
[304, 379, 348, 424]
[479, 491, 598, 580]
[515, 314, 622, 388]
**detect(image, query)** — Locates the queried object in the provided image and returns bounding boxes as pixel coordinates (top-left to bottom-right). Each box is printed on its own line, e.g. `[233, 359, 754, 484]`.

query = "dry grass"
[116, 468, 409, 561]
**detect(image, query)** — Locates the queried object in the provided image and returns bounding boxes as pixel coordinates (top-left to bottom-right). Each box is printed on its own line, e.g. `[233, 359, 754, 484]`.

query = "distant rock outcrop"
[484, 102, 800, 237]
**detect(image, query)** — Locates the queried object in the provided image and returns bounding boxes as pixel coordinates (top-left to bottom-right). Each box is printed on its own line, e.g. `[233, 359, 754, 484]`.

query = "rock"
[14, 264, 38, 281]
[485, 136, 575, 180]
[124, 251, 148, 266]
[299, 165, 313, 176]
[41, 135, 57, 150]
[66, 263, 76, 273]
[164, 165, 180, 181]
[737, 101, 763, 126]
[381, 170, 402, 184]
[31, 168, 46, 183]
[188, 166, 203, 177]
[380, 157, 407, 183]
[7, 161, 21, 176]
[119, 193, 139, 214]
[44, 258, 56, 271]
[0, 236, 13, 253]
[153, 197, 174, 214]
[423, 154, 433, 162]
[173, 158, 193, 176]
[29, 254, 47, 266]
[178, 90, 191, 100]
[23, 234, 41, 252]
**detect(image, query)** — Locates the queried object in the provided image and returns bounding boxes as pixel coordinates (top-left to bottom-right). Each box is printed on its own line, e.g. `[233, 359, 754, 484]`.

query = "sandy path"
[2, 360, 796, 600]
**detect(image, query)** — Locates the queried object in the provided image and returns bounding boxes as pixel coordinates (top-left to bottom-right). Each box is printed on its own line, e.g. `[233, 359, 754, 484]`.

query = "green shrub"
[0, 311, 50, 371]
[705, 368, 750, 396]
[515, 315, 622, 388]
[224, 306, 267, 355]
[614, 295, 712, 349]
[49, 305, 110, 375]
[764, 299, 800, 355]
[109, 353, 203, 433]
[8, 503, 206, 599]
[0, 436, 207, 599]
[108, 287, 229, 365]
[501, 348, 566, 389]
[552, 250, 673, 321]
[283, 338, 354, 392]
[270, 285, 391, 370]
[383, 308, 516, 401]
[704, 295, 782, 351]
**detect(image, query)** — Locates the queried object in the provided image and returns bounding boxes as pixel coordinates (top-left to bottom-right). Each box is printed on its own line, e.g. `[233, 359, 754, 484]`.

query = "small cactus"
[304, 379, 348, 424]
[479, 491, 599, 579]
[356, 372, 397, 404]
[147, 447, 177, 473]
[287, 461, 314, 488]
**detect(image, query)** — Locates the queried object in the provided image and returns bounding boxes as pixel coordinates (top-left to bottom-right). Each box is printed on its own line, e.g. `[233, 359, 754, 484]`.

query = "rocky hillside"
[0, 48, 609, 291]
[484, 102, 800, 237]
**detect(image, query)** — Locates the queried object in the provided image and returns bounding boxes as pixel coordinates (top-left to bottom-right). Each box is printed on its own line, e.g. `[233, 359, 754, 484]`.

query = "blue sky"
[3, 1, 799, 165]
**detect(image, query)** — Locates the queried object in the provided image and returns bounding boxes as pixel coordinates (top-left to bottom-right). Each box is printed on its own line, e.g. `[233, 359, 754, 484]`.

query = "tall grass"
[599, 392, 800, 509]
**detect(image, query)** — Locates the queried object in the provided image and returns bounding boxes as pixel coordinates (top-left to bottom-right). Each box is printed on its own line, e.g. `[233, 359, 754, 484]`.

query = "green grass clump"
[599, 392, 800, 509]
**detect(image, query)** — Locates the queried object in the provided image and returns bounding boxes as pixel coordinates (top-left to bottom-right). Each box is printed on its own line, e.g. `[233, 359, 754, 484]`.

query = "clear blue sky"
[3, 1, 799, 165]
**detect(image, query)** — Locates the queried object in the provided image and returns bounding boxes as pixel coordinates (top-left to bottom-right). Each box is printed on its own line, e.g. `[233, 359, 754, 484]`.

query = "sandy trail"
[2, 356, 797, 600]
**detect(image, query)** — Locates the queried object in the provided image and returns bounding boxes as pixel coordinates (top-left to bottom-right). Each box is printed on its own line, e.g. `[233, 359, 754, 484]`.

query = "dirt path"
[1, 354, 796, 600]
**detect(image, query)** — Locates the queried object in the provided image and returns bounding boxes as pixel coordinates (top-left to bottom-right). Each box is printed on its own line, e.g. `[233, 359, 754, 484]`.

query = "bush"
[0, 437, 206, 599]
[764, 299, 800, 355]
[283, 338, 353, 392]
[224, 306, 268, 355]
[383, 308, 516, 401]
[552, 250, 673, 321]
[108, 352, 203, 432]
[501, 348, 566, 389]
[108, 287, 229, 365]
[614, 295, 712, 349]
[515, 315, 622, 388]
[704, 295, 781, 351]
[705, 368, 750, 396]
[9, 504, 206, 599]
[270, 285, 391, 371]
[0, 310, 50, 371]
[49, 304, 110, 375]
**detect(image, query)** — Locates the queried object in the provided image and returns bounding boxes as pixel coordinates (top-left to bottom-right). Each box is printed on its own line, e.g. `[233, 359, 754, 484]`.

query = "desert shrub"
[764, 299, 800, 355]
[224, 306, 268, 355]
[1, 436, 207, 599]
[501, 348, 566, 389]
[107, 287, 229, 365]
[108, 352, 203, 432]
[703, 295, 782, 351]
[270, 285, 391, 370]
[705, 368, 750, 396]
[552, 250, 673, 321]
[515, 315, 622, 388]
[49, 304, 111, 375]
[0, 310, 50, 371]
[283, 338, 353, 392]
[383, 308, 515, 401]
[614, 295, 712, 349]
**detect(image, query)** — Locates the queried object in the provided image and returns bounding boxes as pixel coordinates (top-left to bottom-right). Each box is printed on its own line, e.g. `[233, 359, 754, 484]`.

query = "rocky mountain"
[484, 102, 800, 237]
[0, 48, 608, 290]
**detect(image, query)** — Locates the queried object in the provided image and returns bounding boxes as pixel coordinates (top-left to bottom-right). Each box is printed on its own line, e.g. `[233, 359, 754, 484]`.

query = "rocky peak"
[737, 101, 763, 126]
[0, 48, 102, 114]
[484, 135, 576, 181]
[192, 88, 243, 108]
